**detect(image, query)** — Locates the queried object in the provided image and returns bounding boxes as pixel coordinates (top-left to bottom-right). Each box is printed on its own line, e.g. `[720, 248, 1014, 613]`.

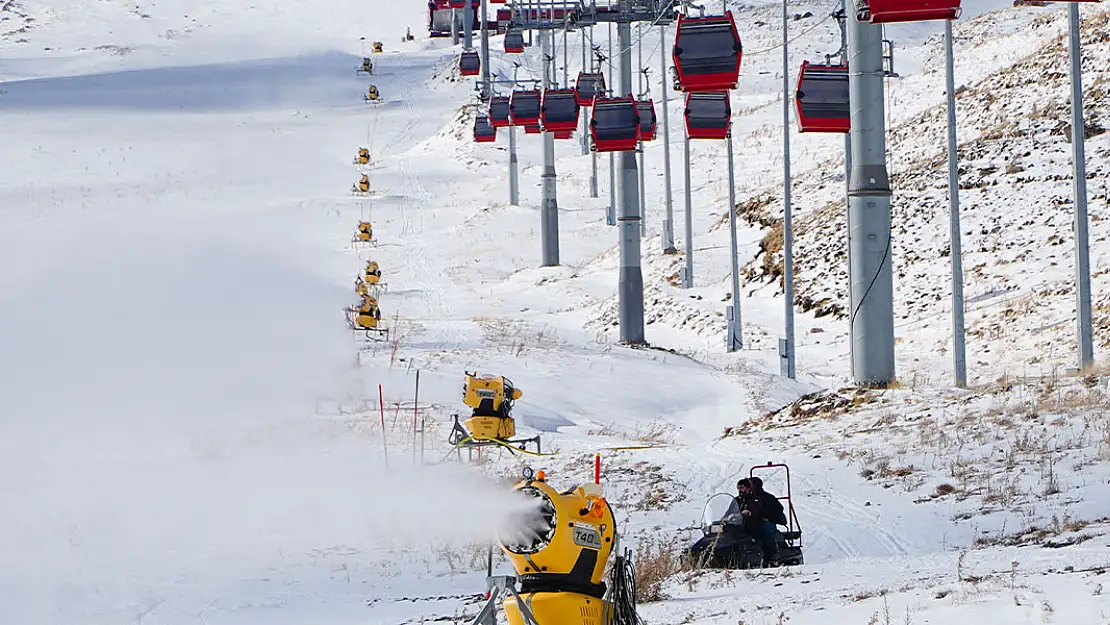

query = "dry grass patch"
[633, 537, 690, 603]
[724, 388, 873, 437]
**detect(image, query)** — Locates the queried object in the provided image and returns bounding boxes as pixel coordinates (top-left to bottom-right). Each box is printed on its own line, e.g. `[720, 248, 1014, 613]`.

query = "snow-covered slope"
[2, 1, 1109, 624]
[735, 6, 1110, 383]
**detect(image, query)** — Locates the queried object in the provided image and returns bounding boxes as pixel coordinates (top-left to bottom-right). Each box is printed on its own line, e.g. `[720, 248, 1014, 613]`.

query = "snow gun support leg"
[468, 576, 541, 625]
[362, 327, 390, 342]
[448, 414, 471, 447]
[448, 414, 544, 460]
[344, 308, 390, 343]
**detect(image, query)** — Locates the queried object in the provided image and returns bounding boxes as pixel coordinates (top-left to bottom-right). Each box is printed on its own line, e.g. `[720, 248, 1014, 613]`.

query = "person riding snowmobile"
[734, 477, 784, 561]
[749, 477, 787, 524]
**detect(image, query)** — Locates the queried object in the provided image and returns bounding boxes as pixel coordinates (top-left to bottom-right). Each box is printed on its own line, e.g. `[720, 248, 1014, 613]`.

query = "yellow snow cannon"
[497, 470, 615, 625]
[354, 295, 380, 326]
[346, 295, 388, 341]
[364, 84, 381, 102]
[448, 372, 542, 455]
[354, 147, 371, 165]
[353, 174, 372, 195]
[354, 221, 373, 243]
[356, 262, 386, 296]
[464, 372, 521, 438]
[373, 41, 384, 53]
[357, 56, 373, 75]
[363, 260, 382, 284]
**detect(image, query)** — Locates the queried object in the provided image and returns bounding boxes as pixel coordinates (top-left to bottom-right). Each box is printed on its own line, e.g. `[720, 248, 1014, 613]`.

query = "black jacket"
[759, 491, 787, 526]
[735, 493, 763, 519]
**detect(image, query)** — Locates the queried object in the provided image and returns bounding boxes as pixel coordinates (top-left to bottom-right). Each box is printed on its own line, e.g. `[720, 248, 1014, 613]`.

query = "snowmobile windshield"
[701, 492, 741, 528]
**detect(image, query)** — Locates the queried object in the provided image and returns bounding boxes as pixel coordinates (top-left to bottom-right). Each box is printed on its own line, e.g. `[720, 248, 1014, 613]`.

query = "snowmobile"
[683, 463, 803, 569]
[352, 173, 373, 195]
[447, 371, 543, 456]
[345, 294, 388, 341]
[364, 85, 381, 103]
[357, 56, 374, 75]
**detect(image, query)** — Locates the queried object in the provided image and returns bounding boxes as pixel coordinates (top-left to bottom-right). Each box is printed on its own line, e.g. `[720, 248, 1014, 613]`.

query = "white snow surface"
[2, 0, 1109, 624]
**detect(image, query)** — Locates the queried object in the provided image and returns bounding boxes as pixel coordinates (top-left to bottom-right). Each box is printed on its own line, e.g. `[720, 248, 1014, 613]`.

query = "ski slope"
[1, 0, 1109, 624]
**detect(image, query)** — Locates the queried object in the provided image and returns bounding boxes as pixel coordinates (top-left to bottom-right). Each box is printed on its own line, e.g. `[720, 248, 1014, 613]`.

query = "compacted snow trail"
[381, 73, 467, 350]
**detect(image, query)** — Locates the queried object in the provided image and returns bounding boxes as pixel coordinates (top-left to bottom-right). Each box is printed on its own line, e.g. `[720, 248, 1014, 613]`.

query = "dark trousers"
[754, 521, 779, 557]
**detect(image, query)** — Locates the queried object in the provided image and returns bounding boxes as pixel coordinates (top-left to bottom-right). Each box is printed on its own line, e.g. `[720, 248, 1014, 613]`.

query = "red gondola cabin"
[429, 0, 487, 37]
[795, 61, 850, 133]
[636, 100, 657, 141]
[509, 90, 541, 126]
[488, 96, 512, 127]
[575, 72, 606, 106]
[473, 115, 497, 142]
[504, 29, 525, 53]
[672, 11, 743, 92]
[459, 50, 480, 76]
[541, 89, 581, 132]
[524, 124, 542, 134]
[857, 0, 961, 23]
[590, 97, 640, 152]
[684, 91, 731, 140]
[553, 129, 574, 140]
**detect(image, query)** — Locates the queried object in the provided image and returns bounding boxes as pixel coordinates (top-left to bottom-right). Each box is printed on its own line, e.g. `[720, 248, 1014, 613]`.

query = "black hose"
[609, 550, 644, 625]
[849, 228, 892, 342]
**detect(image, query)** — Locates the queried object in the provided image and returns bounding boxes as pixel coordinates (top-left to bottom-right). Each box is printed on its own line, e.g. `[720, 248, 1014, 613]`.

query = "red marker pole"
[594, 453, 601, 484]
[412, 370, 420, 467]
[379, 384, 389, 470]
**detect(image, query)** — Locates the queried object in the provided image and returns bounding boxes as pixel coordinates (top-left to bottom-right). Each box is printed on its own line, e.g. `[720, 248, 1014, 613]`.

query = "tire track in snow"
[792, 470, 914, 560]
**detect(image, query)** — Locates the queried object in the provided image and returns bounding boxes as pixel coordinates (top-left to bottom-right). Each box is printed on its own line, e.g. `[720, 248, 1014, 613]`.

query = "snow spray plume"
[359, 462, 550, 550]
[0, 222, 354, 584]
[494, 486, 554, 552]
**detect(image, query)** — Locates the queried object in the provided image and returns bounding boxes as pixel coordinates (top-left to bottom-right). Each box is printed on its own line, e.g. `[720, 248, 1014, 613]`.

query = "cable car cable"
[596, 0, 680, 64]
[743, 2, 839, 58]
